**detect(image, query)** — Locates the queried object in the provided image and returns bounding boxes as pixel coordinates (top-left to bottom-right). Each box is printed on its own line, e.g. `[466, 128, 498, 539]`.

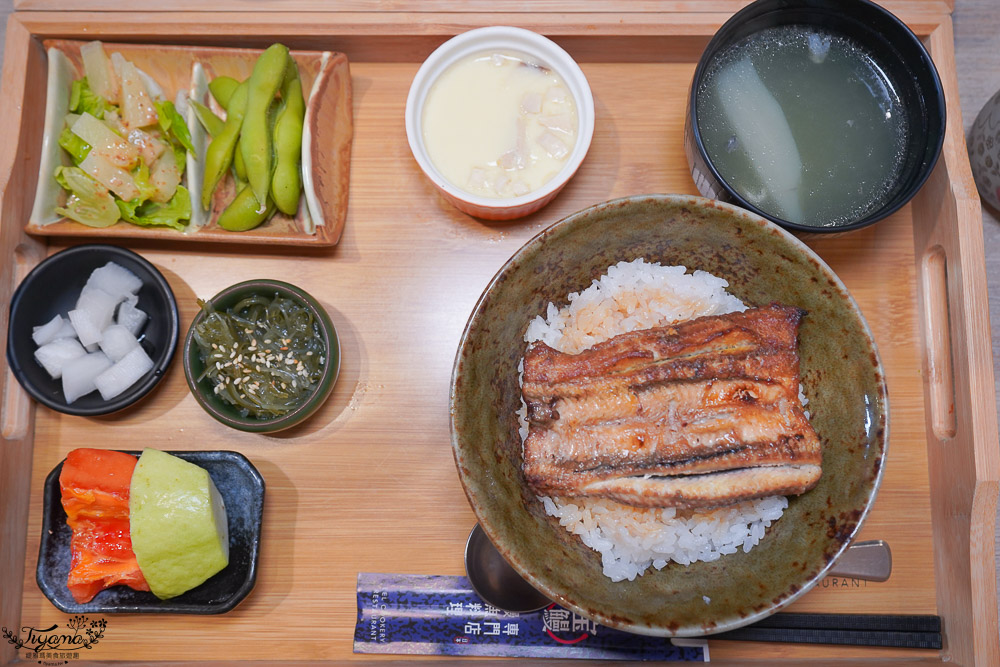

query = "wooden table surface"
[1, 0, 998, 653]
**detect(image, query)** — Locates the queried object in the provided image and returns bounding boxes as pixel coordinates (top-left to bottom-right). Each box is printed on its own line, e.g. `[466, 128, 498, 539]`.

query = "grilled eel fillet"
[521, 303, 821, 509]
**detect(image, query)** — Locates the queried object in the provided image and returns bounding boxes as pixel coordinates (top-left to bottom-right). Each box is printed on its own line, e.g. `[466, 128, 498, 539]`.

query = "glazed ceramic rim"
[6, 244, 179, 417]
[687, 0, 946, 233]
[183, 279, 341, 433]
[405, 26, 596, 214]
[449, 193, 889, 636]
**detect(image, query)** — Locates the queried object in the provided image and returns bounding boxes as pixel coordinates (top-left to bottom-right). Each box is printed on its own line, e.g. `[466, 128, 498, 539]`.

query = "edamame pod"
[270, 66, 305, 215]
[190, 99, 224, 137]
[240, 43, 290, 211]
[217, 183, 276, 232]
[208, 76, 240, 109]
[201, 81, 248, 210]
[233, 141, 248, 182]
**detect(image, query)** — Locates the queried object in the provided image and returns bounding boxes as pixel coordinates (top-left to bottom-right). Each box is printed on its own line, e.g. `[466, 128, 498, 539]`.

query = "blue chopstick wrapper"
[354, 573, 707, 660]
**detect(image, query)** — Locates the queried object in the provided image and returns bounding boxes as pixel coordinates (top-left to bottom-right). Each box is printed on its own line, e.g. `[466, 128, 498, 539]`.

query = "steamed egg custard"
[422, 50, 578, 199]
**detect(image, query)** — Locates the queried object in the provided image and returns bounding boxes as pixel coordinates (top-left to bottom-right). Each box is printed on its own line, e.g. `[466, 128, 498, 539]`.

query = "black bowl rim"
[6, 244, 180, 416]
[182, 278, 341, 433]
[449, 193, 889, 636]
[687, 0, 947, 233]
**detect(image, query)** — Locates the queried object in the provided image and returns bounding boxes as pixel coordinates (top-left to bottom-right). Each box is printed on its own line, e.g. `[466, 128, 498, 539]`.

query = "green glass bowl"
[450, 194, 888, 637]
[183, 279, 340, 433]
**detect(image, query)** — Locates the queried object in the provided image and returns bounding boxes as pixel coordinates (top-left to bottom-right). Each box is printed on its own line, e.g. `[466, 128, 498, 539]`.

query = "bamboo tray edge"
[0, 8, 996, 666]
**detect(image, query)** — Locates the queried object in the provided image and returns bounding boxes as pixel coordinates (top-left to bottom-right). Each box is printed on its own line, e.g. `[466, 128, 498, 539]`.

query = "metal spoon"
[465, 523, 892, 613]
[465, 523, 551, 613]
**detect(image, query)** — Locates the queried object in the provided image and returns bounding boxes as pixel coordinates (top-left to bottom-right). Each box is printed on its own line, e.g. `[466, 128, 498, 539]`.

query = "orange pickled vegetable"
[59, 448, 149, 603]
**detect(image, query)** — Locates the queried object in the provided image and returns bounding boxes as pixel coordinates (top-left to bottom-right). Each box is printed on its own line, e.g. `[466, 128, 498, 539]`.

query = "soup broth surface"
[696, 25, 909, 227]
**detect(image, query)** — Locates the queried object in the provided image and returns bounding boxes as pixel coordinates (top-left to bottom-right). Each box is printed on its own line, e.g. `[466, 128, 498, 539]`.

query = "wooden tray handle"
[920, 245, 957, 441]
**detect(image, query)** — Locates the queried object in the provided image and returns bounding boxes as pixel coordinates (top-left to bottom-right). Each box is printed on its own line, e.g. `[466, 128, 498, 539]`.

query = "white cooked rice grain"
[522, 258, 789, 582]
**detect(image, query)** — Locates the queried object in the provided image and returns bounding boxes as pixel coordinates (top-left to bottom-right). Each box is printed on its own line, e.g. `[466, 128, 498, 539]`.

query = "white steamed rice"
[520, 258, 789, 583]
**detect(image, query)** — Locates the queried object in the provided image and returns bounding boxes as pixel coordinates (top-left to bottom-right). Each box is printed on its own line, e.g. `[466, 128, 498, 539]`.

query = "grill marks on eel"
[521, 303, 822, 509]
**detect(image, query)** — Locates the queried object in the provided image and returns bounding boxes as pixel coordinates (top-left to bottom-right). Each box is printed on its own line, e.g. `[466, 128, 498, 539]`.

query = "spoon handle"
[827, 539, 892, 582]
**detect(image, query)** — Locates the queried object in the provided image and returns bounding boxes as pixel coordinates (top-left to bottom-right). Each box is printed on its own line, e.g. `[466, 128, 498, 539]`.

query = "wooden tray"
[24, 39, 353, 247]
[0, 7, 996, 666]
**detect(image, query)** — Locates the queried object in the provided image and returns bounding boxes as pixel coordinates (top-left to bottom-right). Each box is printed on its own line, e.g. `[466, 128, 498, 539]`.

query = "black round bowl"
[684, 0, 946, 233]
[6, 244, 179, 416]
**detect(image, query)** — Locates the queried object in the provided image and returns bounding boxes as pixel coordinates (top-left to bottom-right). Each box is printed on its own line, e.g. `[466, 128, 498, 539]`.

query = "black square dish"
[37, 450, 264, 614]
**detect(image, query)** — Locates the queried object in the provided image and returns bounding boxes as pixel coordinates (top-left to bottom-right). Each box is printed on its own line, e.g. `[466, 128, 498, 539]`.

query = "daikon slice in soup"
[695, 25, 910, 227]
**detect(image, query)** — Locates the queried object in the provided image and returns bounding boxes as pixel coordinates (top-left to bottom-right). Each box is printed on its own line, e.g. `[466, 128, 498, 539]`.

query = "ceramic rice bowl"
[449, 194, 887, 636]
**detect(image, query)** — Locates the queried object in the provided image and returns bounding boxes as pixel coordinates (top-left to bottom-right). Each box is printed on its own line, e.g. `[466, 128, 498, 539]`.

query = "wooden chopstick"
[712, 614, 942, 649]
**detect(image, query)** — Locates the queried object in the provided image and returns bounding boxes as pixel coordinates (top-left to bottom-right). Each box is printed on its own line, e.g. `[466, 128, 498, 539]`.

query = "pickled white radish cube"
[69, 308, 105, 348]
[34, 338, 87, 380]
[75, 285, 120, 330]
[116, 301, 148, 336]
[53, 318, 79, 340]
[32, 315, 67, 346]
[99, 324, 139, 362]
[62, 351, 113, 403]
[86, 262, 143, 301]
[94, 345, 153, 400]
[87, 262, 143, 299]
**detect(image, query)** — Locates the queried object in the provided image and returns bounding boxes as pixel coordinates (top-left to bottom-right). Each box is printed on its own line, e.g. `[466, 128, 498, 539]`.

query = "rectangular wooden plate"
[23, 39, 353, 247]
[0, 7, 995, 666]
